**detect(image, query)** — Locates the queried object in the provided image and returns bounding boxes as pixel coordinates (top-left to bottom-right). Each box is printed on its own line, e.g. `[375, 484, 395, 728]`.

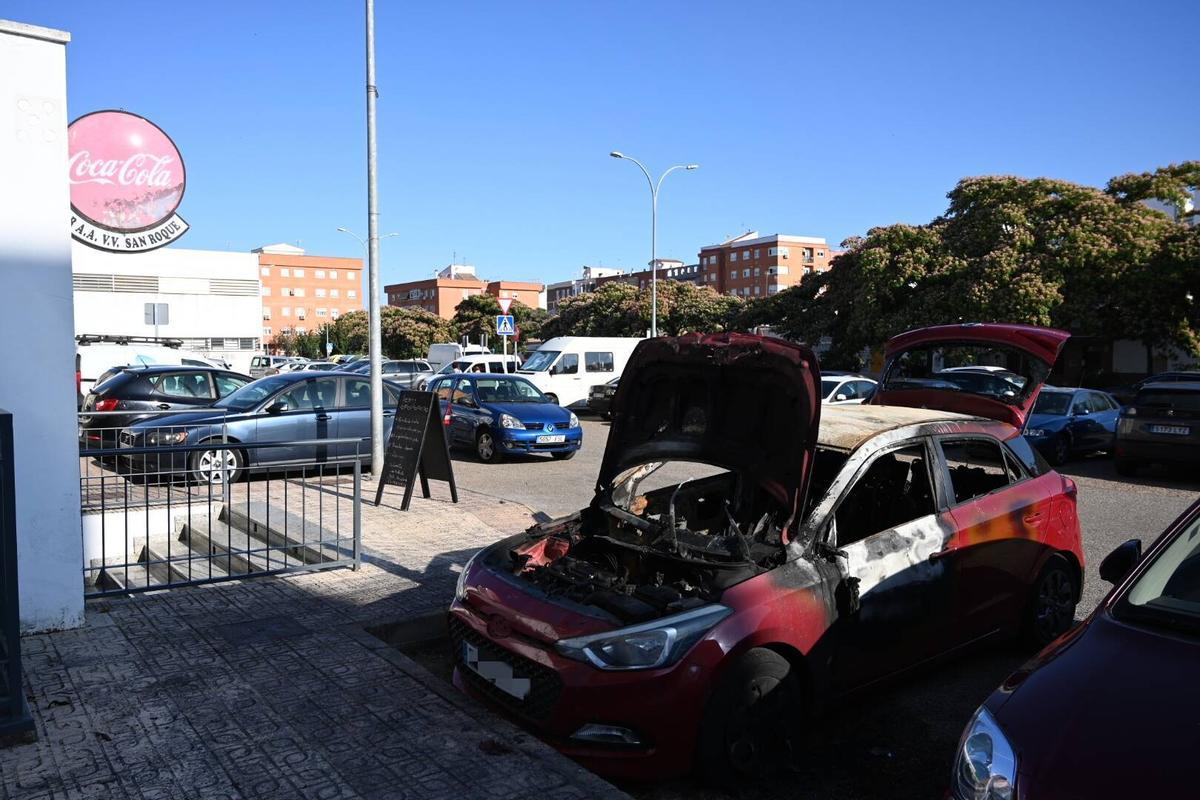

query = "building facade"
[595, 260, 704, 291]
[72, 244, 263, 373]
[254, 243, 363, 346]
[385, 265, 545, 319]
[546, 266, 625, 314]
[698, 232, 838, 299]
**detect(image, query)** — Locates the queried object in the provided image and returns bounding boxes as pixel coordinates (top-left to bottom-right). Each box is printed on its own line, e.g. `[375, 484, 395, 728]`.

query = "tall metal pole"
[365, 0, 384, 476]
[609, 153, 698, 338]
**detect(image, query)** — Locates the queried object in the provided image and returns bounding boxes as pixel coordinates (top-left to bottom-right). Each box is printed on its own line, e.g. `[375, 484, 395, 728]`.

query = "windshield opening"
[1033, 392, 1073, 415]
[881, 342, 1045, 406]
[520, 350, 559, 372]
[472, 377, 547, 403]
[215, 375, 290, 412]
[1116, 516, 1200, 634]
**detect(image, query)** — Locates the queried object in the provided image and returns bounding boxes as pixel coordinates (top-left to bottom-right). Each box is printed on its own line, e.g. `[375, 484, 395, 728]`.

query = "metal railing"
[79, 410, 363, 597]
[0, 410, 34, 739]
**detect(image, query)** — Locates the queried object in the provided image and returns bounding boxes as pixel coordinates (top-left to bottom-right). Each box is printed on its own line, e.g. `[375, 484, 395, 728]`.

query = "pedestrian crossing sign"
[495, 315, 515, 336]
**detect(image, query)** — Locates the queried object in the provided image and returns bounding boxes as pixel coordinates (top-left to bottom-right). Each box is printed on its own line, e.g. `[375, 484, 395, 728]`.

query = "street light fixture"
[609, 152, 698, 337]
[337, 225, 399, 475]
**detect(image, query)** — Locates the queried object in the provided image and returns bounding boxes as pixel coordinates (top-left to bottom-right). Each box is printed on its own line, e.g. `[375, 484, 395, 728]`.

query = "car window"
[215, 373, 249, 397]
[384, 383, 400, 406]
[252, 357, 264, 368]
[552, 353, 579, 375]
[939, 438, 1012, 505]
[1004, 436, 1049, 477]
[1087, 392, 1112, 413]
[820, 378, 840, 399]
[474, 377, 546, 403]
[1033, 392, 1072, 415]
[432, 379, 453, 403]
[452, 377, 476, 407]
[1070, 394, 1089, 415]
[488, 361, 504, 372]
[1117, 514, 1200, 633]
[585, 351, 614, 373]
[834, 444, 936, 548]
[343, 379, 371, 409]
[853, 381, 876, 399]
[150, 372, 212, 399]
[277, 378, 337, 411]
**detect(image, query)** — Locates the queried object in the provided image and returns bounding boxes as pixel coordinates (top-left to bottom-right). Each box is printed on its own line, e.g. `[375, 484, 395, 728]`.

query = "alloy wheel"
[196, 448, 237, 484]
[477, 433, 495, 462]
[1033, 566, 1075, 643]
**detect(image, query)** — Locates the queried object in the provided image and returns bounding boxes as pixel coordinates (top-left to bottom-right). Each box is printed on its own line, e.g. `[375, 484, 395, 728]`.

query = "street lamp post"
[609, 152, 698, 338]
[337, 226, 398, 475]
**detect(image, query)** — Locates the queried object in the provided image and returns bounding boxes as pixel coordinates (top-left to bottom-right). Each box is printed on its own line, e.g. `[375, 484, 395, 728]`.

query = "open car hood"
[869, 323, 1069, 428]
[596, 333, 821, 522]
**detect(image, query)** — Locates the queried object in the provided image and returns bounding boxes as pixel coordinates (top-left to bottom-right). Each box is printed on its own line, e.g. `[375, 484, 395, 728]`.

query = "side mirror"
[1099, 538, 1142, 584]
[548, 395, 559, 405]
[266, 400, 289, 415]
[835, 393, 848, 401]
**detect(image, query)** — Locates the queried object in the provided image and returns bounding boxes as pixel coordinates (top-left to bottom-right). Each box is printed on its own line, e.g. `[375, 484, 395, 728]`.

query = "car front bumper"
[447, 599, 714, 780]
[498, 426, 583, 454]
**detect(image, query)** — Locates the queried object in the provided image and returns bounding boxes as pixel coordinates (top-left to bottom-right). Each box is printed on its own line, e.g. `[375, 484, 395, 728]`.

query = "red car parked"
[951, 498, 1200, 800]
[450, 324, 1083, 781]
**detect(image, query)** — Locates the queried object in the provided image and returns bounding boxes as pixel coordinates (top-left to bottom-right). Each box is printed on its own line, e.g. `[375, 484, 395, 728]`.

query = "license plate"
[536, 434, 566, 443]
[1149, 424, 1190, 436]
[462, 642, 530, 700]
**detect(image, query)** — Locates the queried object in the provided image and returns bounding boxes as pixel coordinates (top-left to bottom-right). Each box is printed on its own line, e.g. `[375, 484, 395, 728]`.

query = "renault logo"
[545, 423, 556, 433]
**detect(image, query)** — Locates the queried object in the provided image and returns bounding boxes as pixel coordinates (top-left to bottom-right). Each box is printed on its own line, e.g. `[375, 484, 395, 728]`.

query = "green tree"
[542, 281, 741, 338]
[331, 307, 454, 359]
[1106, 161, 1200, 220]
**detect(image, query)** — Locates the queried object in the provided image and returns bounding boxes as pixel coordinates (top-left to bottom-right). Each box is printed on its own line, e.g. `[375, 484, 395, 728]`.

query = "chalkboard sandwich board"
[374, 390, 458, 510]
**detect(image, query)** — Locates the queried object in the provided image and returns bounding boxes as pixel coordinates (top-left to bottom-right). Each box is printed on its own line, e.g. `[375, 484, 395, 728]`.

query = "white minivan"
[426, 342, 492, 371]
[517, 336, 644, 408]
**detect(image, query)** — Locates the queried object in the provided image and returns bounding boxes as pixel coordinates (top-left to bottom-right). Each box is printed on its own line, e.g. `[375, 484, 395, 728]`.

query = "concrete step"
[220, 502, 348, 565]
[141, 541, 230, 584]
[178, 518, 292, 575]
[95, 564, 156, 592]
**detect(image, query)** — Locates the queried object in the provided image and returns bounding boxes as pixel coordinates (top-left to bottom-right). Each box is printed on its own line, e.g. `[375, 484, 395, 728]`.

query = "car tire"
[190, 442, 245, 485]
[475, 430, 503, 464]
[1114, 457, 1139, 477]
[1049, 434, 1071, 466]
[1023, 557, 1078, 649]
[697, 648, 806, 784]
[551, 450, 576, 460]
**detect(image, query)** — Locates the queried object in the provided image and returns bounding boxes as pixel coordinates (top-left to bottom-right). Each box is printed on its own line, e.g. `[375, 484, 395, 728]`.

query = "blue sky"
[12, 1, 1199, 292]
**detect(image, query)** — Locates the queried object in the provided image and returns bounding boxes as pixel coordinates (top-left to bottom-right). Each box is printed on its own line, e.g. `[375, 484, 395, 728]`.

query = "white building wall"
[72, 245, 262, 374]
[0, 20, 84, 632]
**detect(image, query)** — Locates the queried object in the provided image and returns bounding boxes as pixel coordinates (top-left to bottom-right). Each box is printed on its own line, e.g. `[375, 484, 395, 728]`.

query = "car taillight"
[443, 412, 451, 426]
[94, 398, 120, 412]
[76, 370, 82, 394]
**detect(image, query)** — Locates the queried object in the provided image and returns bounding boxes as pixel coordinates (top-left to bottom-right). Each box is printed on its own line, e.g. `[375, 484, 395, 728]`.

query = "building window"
[742, 268, 751, 278]
[754, 249, 760, 258]
[709, 272, 716, 282]
[294, 269, 305, 277]
[262, 309, 271, 320]
[295, 326, 306, 333]
[754, 268, 761, 276]
[262, 286, 271, 296]
[317, 308, 327, 317]
[730, 252, 738, 262]
[260, 267, 270, 276]
[294, 288, 305, 297]
[818, 250, 825, 257]
[729, 270, 736, 280]
[280, 268, 290, 277]
[331, 309, 340, 318]
[316, 288, 326, 297]
[754, 285, 761, 295]
[316, 270, 326, 279]
[779, 247, 789, 258]
[282, 307, 291, 317]
[263, 327, 272, 335]
[296, 308, 306, 319]
[330, 270, 338, 279]
[347, 271, 356, 281]
[330, 288, 339, 298]
[348, 290, 357, 298]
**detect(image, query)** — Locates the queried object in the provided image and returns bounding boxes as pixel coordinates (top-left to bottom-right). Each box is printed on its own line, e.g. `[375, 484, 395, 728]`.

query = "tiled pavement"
[1, 480, 624, 800]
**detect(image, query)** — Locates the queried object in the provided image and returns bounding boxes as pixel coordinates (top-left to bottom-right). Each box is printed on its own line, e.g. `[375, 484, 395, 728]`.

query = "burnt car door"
[935, 435, 1053, 642]
[826, 437, 959, 689]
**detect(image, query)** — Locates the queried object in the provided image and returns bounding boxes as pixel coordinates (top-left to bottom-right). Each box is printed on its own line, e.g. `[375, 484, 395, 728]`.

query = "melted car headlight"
[556, 605, 732, 671]
[952, 707, 1017, 800]
[454, 551, 478, 602]
[499, 413, 522, 429]
[568, 412, 580, 429]
[146, 430, 189, 446]
[1024, 428, 1046, 438]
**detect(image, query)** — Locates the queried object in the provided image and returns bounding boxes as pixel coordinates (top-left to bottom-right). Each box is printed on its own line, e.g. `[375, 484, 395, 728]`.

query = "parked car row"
[446, 325, 1199, 796]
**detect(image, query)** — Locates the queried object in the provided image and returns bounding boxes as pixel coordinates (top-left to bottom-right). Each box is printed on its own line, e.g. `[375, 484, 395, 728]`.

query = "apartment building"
[595, 260, 704, 291]
[253, 243, 364, 345]
[546, 266, 625, 314]
[385, 264, 545, 320]
[698, 232, 837, 299]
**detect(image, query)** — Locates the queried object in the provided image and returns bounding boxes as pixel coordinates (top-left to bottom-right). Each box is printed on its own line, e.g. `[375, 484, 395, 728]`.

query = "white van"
[76, 341, 224, 407]
[418, 354, 522, 389]
[517, 336, 644, 408]
[426, 342, 492, 371]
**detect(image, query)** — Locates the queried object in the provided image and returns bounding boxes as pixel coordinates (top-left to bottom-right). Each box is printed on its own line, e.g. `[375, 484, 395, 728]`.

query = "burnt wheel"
[697, 648, 805, 783]
[475, 429, 503, 464]
[1024, 558, 1077, 649]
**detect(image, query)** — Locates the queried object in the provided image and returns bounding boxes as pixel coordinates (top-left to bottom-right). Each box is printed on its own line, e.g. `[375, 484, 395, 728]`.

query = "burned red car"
[450, 325, 1083, 780]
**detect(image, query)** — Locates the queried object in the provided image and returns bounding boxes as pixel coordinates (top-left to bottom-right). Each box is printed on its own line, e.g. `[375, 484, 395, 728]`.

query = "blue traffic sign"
[495, 315, 515, 336]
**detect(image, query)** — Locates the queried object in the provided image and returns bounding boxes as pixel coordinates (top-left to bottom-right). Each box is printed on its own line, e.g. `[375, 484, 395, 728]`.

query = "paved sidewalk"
[1, 480, 624, 800]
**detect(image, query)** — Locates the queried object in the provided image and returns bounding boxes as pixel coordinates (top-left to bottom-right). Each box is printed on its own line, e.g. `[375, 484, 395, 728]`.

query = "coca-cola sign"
[67, 110, 189, 253]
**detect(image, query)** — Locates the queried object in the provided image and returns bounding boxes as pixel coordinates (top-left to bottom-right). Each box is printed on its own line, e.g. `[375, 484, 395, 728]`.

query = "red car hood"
[869, 323, 1069, 427]
[991, 610, 1199, 799]
[597, 333, 821, 523]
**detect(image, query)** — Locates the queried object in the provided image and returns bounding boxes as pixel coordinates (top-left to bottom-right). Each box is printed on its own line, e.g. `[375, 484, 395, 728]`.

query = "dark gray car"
[1115, 381, 1200, 475]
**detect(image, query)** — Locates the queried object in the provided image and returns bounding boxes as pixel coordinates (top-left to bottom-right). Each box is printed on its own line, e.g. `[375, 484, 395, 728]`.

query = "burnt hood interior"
[596, 334, 821, 521]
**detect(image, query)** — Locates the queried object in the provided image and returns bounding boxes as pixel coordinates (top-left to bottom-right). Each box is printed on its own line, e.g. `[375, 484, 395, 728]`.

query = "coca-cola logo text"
[68, 151, 177, 189]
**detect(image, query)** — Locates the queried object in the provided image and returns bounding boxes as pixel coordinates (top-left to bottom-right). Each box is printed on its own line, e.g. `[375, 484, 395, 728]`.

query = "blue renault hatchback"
[1023, 385, 1121, 465]
[428, 373, 582, 463]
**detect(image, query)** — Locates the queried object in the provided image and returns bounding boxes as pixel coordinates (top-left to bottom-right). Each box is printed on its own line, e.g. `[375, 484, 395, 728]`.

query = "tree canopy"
[450, 294, 550, 344]
[541, 281, 742, 339]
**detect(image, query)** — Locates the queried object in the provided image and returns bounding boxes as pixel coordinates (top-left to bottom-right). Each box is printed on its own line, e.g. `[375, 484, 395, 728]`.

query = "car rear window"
[1005, 435, 1049, 477]
[939, 438, 1018, 504]
[1136, 389, 1200, 412]
[149, 372, 212, 399]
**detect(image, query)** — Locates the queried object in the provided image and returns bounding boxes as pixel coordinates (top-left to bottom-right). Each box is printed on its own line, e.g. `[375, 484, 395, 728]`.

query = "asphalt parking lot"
[444, 416, 1200, 800]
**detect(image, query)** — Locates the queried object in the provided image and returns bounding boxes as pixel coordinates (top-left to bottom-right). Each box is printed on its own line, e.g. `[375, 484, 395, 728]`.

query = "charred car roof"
[817, 404, 991, 452]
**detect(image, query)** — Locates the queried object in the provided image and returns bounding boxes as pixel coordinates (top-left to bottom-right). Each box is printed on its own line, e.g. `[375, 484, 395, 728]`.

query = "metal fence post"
[0, 410, 34, 739]
[352, 458, 362, 571]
